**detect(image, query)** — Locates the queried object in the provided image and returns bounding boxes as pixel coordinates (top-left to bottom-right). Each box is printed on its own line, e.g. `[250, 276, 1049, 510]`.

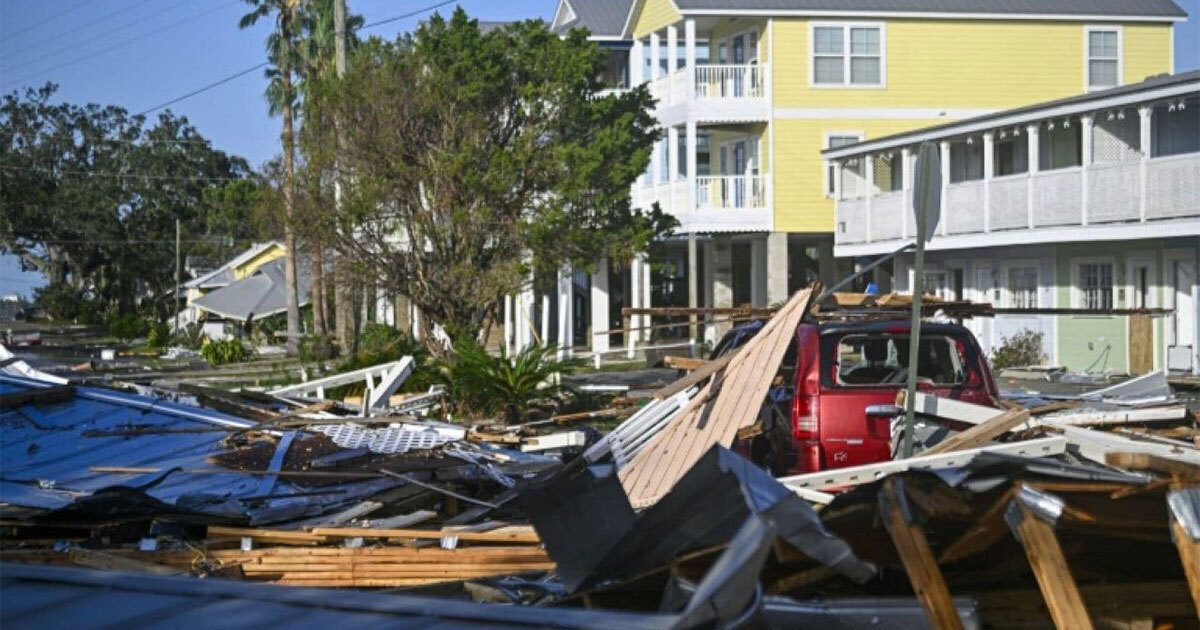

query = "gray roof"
[553, 0, 634, 36]
[192, 257, 312, 322]
[1, 565, 677, 629]
[183, 241, 283, 291]
[824, 70, 1200, 159]
[671, 0, 1185, 18]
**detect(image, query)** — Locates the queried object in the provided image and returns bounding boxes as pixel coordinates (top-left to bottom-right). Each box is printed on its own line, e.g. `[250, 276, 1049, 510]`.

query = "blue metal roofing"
[0, 375, 391, 519]
[1, 565, 677, 630]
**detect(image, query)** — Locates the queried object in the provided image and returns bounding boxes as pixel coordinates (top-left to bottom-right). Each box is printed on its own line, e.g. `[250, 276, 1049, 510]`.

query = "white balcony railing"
[694, 64, 767, 99]
[833, 151, 1200, 248]
[695, 175, 768, 209]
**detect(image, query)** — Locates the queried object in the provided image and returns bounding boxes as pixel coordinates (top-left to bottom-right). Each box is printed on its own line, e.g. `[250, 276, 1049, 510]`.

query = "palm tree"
[240, 0, 305, 354]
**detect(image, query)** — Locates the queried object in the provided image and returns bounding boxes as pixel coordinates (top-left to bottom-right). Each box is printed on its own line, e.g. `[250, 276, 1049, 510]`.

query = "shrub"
[106, 314, 150, 342]
[174, 322, 206, 350]
[200, 339, 252, 366]
[440, 340, 581, 423]
[991, 329, 1047, 370]
[146, 321, 171, 349]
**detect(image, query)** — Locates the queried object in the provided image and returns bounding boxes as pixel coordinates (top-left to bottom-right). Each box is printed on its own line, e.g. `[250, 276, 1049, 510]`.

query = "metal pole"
[174, 218, 182, 332]
[902, 141, 941, 458]
[901, 240, 924, 458]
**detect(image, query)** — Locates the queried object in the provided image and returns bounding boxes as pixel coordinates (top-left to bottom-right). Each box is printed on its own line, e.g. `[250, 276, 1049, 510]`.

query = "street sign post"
[902, 142, 942, 458]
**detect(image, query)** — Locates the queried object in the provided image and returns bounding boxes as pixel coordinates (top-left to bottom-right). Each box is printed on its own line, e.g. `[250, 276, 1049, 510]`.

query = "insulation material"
[619, 288, 814, 509]
[311, 422, 465, 454]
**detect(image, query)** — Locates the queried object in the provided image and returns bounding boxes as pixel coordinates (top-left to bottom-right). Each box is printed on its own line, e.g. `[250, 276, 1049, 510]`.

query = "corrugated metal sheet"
[0, 375, 390, 518]
[1, 564, 677, 630]
[192, 257, 312, 321]
[672, 0, 1185, 18]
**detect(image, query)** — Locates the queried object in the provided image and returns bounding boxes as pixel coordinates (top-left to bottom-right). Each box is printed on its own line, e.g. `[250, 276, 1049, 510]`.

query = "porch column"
[651, 137, 663, 190]
[688, 233, 699, 340]
[817, 240, 835, 289]
[751, 237, 767, 307]
[832, 159, 843, 200]
[938, 141, 950, 236]
[982, 133, 994, 233]
[649, 32, 661, 81]
[766, 232, 788, 304]
[901, 148, 913, 239]
[627, 257, 641, 358]
[668, 125, 680, 212]
[631, 39, 644, 86]
[712, 239, 733, 338]
[865, 154, 875, 243]
[590, 259, 609, 354]
[1080, 115, 1093, 225]
[685, 19, 696, 103]
[540, 294, 550, 348]
[667, 25, 678, 74]
[686, 120, 698, 210]
[503, 294, 513, 355]
[640, 253, 652, 342]
[556, 267, 571, 360]
[1026, 123, 1039, 229]
[1138, 106, 1152, 221]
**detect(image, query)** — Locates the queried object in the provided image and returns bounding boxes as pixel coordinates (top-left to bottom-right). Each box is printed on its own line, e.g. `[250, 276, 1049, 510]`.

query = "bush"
[991, 329, 1047, 370]
[200, 339, 253, 366]
[33, 282, 104, 323]
[440, 340, 581, 423]
[174, 322, 206, 350]
[146, 321, 171, 349]
[106, 314, 150, 342]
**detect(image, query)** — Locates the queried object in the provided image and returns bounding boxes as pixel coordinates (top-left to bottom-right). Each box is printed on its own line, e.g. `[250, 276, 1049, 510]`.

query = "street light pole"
[902, 142, 942, 458]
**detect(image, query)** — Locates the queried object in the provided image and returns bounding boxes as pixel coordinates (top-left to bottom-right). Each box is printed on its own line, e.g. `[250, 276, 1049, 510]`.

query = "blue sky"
[1, 0, 1198, 298]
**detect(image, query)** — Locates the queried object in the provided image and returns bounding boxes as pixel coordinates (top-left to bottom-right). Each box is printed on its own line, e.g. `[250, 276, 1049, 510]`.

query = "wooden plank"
[307, 527, 541, 543]
[651, 349, 736, 400]
[1104, 452, 1200, 482]
[0, 385, 76, 410]
[939, 487, 1017, 564]
[1129, 316, 1153, 375]
[663, 356, 710, 371]
[922, 409, 1031, 455]
[1007, 501, 1094, 630]
[879, 479, 964, 630]
[1170, 516, 1200, 620]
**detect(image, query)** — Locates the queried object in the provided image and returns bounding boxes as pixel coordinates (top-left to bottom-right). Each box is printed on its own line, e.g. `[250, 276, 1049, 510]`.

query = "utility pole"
[332, 0, 352, 351]
[175, 218, 182, 332]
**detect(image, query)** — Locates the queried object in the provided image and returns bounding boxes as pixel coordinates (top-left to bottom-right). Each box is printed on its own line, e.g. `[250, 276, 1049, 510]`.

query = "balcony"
[834, 152, 1199, 251]
[645, 64, 770, 124]
[635, 174, 772, 233]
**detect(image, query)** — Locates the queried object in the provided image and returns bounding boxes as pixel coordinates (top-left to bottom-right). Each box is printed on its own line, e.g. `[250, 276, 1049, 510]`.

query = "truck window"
[835, 334, 967, 386]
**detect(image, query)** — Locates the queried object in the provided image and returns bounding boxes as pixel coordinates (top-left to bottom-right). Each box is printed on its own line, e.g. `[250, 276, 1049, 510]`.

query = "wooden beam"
[0, 385, 76, 410]
[663, 355, 710, 371]
[1170, 514, 1200, 621]
[879, 478, 964, 630]
[922, 409, 1031, 455]
[308, 526, 540, 544]
[651, 347, 736, 400]
[1105, 452, 1200, 483]
[939, 487, 1017, 564]
[1006, 499, 1094, 630]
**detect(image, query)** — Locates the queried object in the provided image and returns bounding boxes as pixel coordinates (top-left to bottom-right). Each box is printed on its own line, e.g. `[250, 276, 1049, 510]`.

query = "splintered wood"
[619, 287, 814, 509]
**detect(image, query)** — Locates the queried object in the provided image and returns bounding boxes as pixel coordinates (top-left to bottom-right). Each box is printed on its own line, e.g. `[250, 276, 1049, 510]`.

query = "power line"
[1, 1, 241, 90]
[2, 0, 96, 43]
[3, 0, 153, 53]
[134, 0, 461, 116]
[3, 0, 194, 69]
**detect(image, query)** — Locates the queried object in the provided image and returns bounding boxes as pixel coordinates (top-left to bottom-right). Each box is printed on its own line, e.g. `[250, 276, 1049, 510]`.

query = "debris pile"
[2, 275, 1198, 630]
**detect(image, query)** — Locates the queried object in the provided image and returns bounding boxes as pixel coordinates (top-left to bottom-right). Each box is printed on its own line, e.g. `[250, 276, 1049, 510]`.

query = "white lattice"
[1093, 114, 1140, 164]
[313, 422, 464, 454]
[1032, 169, 1082, 227]
[1088, 161, 1140, 223]
[945, 181, 985, 234]
[870, 191, 904, 241]
[990, 175, 1029, 230]
[1146, 153, 1200, 219]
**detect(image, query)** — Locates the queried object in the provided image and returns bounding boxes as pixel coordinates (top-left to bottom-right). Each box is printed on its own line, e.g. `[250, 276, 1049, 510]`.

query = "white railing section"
[694, 64, 767, 99]
[1032, 168, 1082, 227]
[838, 198, 868, 244]
[695, 175, 768, 209]
[990, 174, 1029, 230]
[1088, 160, 1140, 223]
[1146, 153, 1200, 220]
[945, 181, 986, 234]
[869, 191, 904, 242]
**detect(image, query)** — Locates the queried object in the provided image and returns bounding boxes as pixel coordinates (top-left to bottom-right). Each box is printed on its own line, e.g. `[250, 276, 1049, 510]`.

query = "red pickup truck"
[718, 319, 999, 475]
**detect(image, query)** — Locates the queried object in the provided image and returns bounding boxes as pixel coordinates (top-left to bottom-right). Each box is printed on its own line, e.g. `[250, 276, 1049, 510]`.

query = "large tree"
[240, 0, 305, 354]
[0, 84, 253, 317]
[304, 10, 673, 352]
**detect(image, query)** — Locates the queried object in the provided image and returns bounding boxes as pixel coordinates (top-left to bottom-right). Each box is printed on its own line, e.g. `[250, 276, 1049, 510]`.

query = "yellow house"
[549, 0, 1181, 351]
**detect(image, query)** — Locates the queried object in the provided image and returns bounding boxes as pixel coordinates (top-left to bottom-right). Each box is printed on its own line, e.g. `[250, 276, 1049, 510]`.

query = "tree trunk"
[311, 241, 326, 335]
[282, 49, 301, 356]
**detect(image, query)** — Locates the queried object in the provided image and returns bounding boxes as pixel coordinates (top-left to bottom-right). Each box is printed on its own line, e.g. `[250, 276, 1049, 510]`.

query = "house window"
[825, 134, 861, 196]
[813, 24, 883, 87]
[1086, 27, 1121, 90]
[1078, 262, 1114, 309]
[1006, 266, 1038, 308]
